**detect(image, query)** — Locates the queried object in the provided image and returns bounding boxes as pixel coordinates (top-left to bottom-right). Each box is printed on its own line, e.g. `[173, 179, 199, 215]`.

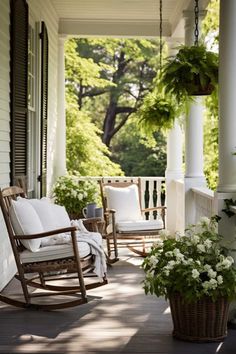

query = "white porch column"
[216, 0, 236, 323]
[55, 36, 67, 178]
[183, 10, 206, 227]
[165, 44, 184, 233]
[165, 122, 184, 233]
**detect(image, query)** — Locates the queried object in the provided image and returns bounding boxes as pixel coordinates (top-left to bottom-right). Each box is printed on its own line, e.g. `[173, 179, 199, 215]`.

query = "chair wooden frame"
[100, 179, 166, 262]
[0, 186, 107, 310]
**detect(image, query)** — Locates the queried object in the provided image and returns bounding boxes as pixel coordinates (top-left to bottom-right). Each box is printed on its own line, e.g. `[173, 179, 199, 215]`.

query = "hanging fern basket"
[186, 73, 215, 96]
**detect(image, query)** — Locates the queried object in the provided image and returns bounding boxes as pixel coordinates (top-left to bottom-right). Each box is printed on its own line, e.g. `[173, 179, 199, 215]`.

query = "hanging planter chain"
[194, 0, 199, 46]
[159, 0, 163, 69]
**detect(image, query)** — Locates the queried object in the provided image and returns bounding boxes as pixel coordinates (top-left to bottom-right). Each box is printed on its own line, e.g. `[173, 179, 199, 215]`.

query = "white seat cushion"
[116, 219, 164, 232]
[20, 241, 91, 263]
[9, 199, 43, 252]
[104, 184, 142, 222]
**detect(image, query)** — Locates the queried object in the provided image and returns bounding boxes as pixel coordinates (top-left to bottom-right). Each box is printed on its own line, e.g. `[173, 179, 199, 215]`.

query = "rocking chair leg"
[106, 238, 111, 257]
[71, 232, 87, 302]
[14, 257, 31, 305]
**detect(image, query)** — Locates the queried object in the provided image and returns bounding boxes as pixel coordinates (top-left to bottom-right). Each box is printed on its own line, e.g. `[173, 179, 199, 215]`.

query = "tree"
[66, 38, 160, 147]
[112, 118, 166, 177]
[66, 92, 123, 177]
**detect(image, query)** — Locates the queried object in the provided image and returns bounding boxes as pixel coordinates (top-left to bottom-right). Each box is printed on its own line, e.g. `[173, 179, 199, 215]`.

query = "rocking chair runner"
[100, 178, 166, 261]
[0, 186, 107, 310]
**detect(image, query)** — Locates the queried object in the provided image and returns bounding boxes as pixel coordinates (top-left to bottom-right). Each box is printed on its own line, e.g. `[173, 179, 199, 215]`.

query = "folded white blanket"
[41, 219, 107, 278]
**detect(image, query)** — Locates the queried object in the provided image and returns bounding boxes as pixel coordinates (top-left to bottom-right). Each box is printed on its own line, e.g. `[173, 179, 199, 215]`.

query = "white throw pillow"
[104, 184, 142, 222]
[27, 199, 71, 231]
[9, 199, 43, 252]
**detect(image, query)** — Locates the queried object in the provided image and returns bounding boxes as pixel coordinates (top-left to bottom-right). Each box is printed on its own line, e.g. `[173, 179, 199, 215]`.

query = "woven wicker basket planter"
[169, 293, 229, 342]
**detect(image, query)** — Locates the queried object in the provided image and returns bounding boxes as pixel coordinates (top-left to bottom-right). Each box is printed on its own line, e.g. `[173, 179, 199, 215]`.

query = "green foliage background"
[65, 37, 167, 178]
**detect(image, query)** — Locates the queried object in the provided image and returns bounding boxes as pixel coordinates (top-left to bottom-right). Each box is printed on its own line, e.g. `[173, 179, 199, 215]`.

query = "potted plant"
[142, 216, 236, 342]
[138, 89, 183, 132]
[52, 175, 99, 219]
[161, 45, 218, 102]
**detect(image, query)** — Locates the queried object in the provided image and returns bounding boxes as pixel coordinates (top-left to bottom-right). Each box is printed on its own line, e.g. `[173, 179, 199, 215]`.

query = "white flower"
[204, 239, 212, 248]
[152, 239, 163, 248]
[204, 264, 211, 271]
[199, 216, 211, 225]
[149, 255, 158, 266]
[164, 269, 170, 276]
[186, 258, 194, 265]
[191, 235, 200, 245]
[166, 260, 176, 270]
[192, 269, 200, 279]
[208, 269, 217, 279]
[159, 229, 172, 240]
[226, 256, 234, 265]
[78, 193, 83, 201]
[165, 251, 173, 257]
[202, 279, 218, 291]
[209, 278, 218, 289]
[217, 275, 223, 285]
[216, 256, 234, 271]
[202, 281, 210, 291]
[197, 244, 206, 253]
[173, 248, 181, 256]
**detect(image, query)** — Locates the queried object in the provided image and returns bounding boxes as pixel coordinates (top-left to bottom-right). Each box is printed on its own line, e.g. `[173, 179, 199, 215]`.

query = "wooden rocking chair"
[100, 178, 166, 262]
[0, 186, 107, 310]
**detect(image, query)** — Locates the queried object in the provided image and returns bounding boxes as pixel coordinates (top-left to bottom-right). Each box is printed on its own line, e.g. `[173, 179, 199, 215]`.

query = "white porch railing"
[191, 187, 216, 223]
[77, 176, 165, 220]
[71, 177, 217, 231]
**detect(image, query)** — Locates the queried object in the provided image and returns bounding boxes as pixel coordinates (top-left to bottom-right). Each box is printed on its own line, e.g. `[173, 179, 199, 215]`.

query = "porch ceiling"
[51, 0, 210, 39]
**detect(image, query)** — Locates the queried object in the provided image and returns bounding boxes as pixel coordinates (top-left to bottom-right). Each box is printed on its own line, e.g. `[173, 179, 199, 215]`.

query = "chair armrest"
[14, 226, 78, 240]
[82, 217, 103, 225]
[82, 217, 104, 233]
[105, 209, 116, 214]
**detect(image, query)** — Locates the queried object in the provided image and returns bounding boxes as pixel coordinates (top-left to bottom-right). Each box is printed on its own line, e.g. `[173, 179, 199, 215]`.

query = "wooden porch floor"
[0, 250, 235, 354]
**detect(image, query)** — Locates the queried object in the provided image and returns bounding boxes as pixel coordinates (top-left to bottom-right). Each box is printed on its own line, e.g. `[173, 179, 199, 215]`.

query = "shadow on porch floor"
[0, 249, 235, 354]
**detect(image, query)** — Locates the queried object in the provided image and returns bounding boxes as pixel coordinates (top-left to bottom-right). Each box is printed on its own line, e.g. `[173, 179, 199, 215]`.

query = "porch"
[1, 0, 236, 350]
[1, 249, 235, 354]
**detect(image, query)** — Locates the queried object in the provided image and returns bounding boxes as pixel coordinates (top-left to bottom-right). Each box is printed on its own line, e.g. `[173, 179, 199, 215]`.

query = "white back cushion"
[9, 199, 43, 252]
[27, 199, 71, 231]
[104, 184, 142, 222]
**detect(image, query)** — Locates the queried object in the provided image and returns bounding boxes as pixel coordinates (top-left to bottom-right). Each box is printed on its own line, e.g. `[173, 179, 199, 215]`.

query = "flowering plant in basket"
[142, 216, 236, 303]
[52, 175, 99, 218]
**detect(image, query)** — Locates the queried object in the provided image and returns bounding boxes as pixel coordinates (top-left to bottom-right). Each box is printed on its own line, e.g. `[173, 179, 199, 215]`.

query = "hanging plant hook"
[194, 0, 199, 46]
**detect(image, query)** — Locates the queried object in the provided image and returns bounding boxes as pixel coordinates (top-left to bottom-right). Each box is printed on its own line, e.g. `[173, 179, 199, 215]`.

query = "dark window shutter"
[39, 22, 49, 197]
[10, 0, 28, 187]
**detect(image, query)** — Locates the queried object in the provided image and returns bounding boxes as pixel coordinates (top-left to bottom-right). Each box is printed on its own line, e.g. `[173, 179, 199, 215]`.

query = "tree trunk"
[102, 99, 117, 147]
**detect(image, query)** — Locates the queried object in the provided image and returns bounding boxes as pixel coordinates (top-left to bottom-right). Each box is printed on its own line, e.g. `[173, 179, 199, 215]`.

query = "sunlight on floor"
[163, 306, 171, 314]
[216, 342, 223, 352]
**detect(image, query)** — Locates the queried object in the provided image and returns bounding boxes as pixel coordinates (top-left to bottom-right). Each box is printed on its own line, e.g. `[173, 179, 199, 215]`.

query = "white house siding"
[0, 0, 60, 290]
[0, 0, 16, 290]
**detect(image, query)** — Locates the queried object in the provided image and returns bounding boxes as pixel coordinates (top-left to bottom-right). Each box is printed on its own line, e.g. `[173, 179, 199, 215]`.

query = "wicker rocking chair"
[100, 178, 166, 262]
[0, 186, 107, 310]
